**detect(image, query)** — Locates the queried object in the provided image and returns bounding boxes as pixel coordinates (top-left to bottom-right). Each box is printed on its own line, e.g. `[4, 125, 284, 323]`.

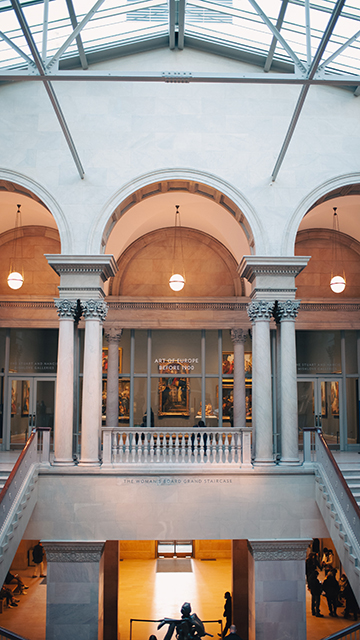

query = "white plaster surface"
[0, 49, 359, 256]
[24, 471, 328, 542]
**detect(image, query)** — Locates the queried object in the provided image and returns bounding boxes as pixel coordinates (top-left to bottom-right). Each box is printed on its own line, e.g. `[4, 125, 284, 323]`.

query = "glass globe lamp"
[330, 275, 346, 294]
[169, 274, 185, 292]
[7, 271, 24, 290]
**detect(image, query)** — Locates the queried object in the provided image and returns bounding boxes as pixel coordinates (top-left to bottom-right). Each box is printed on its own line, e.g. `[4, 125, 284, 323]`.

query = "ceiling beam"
[65, 0, 89, 70]
[177, 0, 186, 50]
[1, 70, 359, 86]
[169, 0, 176, 49]
[319, 27, 360, 73]
[264, 0, 288, 73]
[271, 0, 346, 182]
[0, 29, 34, 66]
[42, 0, 49, 60]
[10, 0, 85, 179]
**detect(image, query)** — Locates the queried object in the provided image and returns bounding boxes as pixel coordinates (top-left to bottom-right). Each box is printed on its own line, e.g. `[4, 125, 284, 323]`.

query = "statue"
[158, 602, 212, 640]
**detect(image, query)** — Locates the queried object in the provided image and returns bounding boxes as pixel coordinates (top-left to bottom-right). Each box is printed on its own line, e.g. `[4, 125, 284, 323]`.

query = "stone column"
[104, 327, 123, 428]
[53, 299, 79, 466]
[230, 329, 247, 428]
[247, 301, 275, 465]
[249, 539, 311, 640]
[232, 539, 254, 640]
[80, 300, 108, 466]
[43, 541, 105, 640]
[274, 300, 301, 465]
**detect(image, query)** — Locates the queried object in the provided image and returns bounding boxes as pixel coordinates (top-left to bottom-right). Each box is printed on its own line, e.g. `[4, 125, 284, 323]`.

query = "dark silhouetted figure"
[220, 592, 232, 638]
[158, 602, 212, 640]
[308, 570, 323, 617]
[340, 574, 359, 621]
[223, 625, 244, 640]
[323, 569, 340, 617]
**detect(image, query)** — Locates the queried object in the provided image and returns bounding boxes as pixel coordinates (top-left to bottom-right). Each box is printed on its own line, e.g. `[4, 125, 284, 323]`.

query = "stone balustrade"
[102, 427, 252, 468]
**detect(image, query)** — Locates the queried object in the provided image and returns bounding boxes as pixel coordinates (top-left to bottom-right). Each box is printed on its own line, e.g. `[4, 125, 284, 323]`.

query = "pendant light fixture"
[330, 206, 346, 294]
[169, 205, 186, 292]
[7, 204, 24, 290]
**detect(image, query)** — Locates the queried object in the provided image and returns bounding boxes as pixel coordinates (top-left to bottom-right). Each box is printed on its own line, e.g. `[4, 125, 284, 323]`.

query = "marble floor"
[0, 559, 355, 640]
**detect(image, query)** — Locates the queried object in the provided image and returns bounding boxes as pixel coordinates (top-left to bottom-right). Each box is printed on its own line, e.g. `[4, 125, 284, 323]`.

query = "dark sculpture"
[158, 602, 212, 640]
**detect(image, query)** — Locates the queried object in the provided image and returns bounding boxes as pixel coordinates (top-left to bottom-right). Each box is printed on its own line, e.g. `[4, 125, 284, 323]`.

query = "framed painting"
[158, 363, 190, 416]
[222, 352, 234, 375]
[102, 378, 130, 421]
[245, 384, 252, 422]
[244, 352, 252, 379]
[102, 347, 122, 375]
[320, 381, 327, 417]
[11, 380, 17, 416]
[21, 380, 30, 417]
[331, 381, 339, 417]
[222, 380, 233, 422]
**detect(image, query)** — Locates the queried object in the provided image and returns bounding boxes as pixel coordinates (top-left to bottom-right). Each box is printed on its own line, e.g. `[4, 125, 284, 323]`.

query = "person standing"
[223, 625, 243, 640]
[323, 568, 340, 616]
[220, 592, 232, 638]
[32, 541, 46, 578]
[308, 570, 324, 617]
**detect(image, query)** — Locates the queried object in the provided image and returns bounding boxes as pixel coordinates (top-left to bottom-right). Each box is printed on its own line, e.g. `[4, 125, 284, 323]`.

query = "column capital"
[230, 328, 248, 345]
[82, 299, 108, 322]
[42, 541, 105, 563]
[247, 300, 274, 322]
[249, 538, 311, 561]
[55, 299, 79, 319]
[274, 300, 301, 322]
[104, 326, 123, 343]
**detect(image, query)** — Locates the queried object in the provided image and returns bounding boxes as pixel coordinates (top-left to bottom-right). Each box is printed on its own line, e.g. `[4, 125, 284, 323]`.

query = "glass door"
[7, 377, 55, 449]
[157, 541, 193, 558]
[298, 378, 342, 449]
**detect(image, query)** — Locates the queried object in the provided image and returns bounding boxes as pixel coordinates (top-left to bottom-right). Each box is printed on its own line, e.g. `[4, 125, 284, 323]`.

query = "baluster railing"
[101, 427, 252, 467]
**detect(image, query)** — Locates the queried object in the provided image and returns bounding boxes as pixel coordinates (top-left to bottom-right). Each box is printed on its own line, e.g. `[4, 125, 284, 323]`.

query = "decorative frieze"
[43, 541, 105, 563]
[250, 539, 311, 561]
[273, 300, 301, 322]
[247, 300, 275, 322]
[230, 328, 248, 344]
[82, 299, 108, 322]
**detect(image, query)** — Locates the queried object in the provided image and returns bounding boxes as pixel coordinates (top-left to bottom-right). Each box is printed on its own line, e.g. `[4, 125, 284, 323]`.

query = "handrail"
[0, 627, 30, 640]
[0, 430, 38, 534]
[129, 618, 222, 640]
[0, 430, 36, 505]
[316, 431, 360, 519]
[320, 621, 360, 640]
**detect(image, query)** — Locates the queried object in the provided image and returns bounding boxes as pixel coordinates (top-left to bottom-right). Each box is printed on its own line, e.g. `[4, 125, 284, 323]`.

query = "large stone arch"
[89, 168, 265, 256]
[282, 172, 360, 256]
[0, 168, 72, 253]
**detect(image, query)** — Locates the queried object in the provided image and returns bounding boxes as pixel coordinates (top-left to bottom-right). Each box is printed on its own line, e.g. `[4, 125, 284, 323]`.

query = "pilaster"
[249, 539, 311, 640]
[43, 541, 105, 640]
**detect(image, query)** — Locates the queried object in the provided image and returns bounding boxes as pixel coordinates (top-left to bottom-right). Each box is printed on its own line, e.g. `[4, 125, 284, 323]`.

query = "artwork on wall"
[102, 379, 130, 421]
[11, 380, 17, 416]
[331, 381, 339, 417]
[21, 380, 30, 417]
[102, 347, 122, 374]
[222, 352, 252, 378]
[321, 381, 327, 417]
[220, 380, 252, 423]
[158, 363, 190, 416]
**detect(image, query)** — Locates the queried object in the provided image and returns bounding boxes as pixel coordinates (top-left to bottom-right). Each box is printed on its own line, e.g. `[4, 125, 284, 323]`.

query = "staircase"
[338, 465, 360, 508]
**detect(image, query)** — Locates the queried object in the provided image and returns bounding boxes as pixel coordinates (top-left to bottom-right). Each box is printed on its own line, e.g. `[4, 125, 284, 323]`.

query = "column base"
[279, 457, 301, 466]
[78, 459, 101, 467]
[253, 458, 275, 466]
[53, 458, 75, 466]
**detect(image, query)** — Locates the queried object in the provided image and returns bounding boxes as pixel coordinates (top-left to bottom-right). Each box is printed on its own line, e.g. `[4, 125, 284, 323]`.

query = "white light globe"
[169, 274, 185, 292]
[7, 271, 24, 290]
[330, 275, 346, 294]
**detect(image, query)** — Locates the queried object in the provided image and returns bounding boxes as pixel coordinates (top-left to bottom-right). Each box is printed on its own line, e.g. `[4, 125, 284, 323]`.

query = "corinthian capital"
[230, 328, 248, 345]
[247, 300, 275, 322]
[82, 299, 108, 322]
[274, 300, 300, 322]
[104, 327, 123, 343]
[55, 299, 79, 320]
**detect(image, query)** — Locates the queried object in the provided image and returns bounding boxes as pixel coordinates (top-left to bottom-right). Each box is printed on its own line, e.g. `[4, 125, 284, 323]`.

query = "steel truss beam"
[10, 0, 85, 179]
[65, 0, 89, 70]
[264, 0, 289, 73]
[1, 70, 359, 86]
[271, 0, 346, 182]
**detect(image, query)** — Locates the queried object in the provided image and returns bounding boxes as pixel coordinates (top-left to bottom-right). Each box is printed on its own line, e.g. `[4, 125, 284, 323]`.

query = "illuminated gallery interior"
[0, 1, 360, 640]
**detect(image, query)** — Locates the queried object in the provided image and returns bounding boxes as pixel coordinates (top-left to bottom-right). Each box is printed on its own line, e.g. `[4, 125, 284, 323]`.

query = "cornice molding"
[45, 255, 118, 281]
[239, 256, 310, 283]
[42, 541, 105, 563]
[250, 539, 311, 561]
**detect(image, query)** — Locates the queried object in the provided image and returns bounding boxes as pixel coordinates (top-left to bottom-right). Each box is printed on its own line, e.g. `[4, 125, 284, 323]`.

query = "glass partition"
[296, 331, 341, 375]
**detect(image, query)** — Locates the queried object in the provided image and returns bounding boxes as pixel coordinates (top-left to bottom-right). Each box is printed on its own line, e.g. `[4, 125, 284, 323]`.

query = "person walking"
[32, 542, 46, 578]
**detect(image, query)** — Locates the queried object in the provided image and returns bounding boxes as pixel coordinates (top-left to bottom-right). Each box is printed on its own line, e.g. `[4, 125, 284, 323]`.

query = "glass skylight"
[0, 0, 359, 77]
